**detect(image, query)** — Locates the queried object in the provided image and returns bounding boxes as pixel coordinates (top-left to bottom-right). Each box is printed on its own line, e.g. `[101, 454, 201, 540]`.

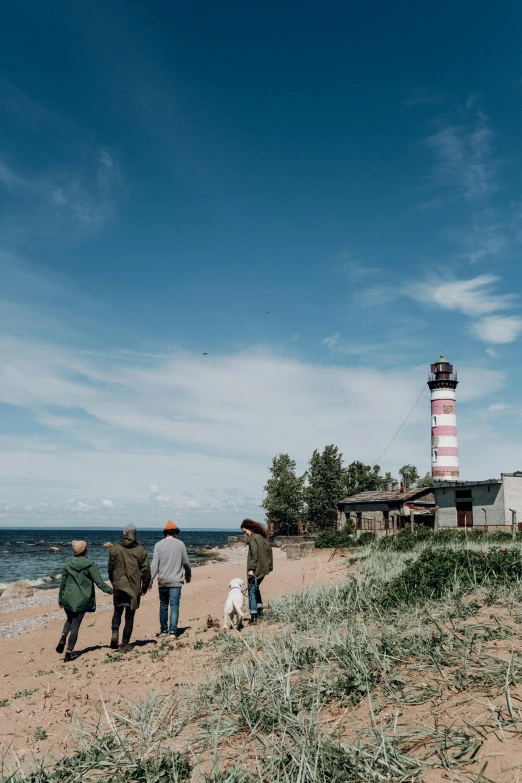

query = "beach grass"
[5, 532, 522, 782]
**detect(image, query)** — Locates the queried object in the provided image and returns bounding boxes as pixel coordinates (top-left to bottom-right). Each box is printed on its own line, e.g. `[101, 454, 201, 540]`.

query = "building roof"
[340, 486, 434, 504]
[435, 354, 449, 365]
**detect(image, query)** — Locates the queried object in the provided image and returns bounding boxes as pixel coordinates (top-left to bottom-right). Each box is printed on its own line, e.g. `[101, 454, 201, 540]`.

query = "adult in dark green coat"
[240, 519, 273, 625]
[108, 524, 151, 651]
[57, 540, 113, 661]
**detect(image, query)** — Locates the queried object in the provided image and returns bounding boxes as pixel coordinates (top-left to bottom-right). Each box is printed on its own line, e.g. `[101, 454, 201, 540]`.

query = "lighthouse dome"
[435, 354, 449, 365]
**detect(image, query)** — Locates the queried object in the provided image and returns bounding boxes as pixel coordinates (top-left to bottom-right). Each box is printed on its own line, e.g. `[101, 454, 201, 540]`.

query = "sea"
[0, 528, 240, 590]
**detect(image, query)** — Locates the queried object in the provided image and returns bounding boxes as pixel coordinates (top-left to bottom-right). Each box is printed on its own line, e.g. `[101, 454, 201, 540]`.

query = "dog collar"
[230, 586, 242, 589]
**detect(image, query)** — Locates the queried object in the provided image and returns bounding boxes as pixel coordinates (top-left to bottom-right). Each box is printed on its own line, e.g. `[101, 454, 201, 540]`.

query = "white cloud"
[101, 498, 114, 508]
[322, 334, 340, 349]
[148, 484, 171, 503]
[0, 333, 511, 527]
[471, 315, 522, 344]
[405, 275, 521, 345]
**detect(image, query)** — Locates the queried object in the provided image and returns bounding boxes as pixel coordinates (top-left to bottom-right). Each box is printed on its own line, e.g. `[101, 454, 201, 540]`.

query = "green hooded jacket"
[246, 533, 273, 579]
[108, 531, 151, 611]
[58, 556, 113, 613]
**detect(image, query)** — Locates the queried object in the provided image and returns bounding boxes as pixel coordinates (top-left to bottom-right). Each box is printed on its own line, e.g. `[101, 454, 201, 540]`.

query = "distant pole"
[482, 508, 488, 534]
[410, 508, 415, 534]
[434, 506, 439, 534]
[510, 509, 517, 542]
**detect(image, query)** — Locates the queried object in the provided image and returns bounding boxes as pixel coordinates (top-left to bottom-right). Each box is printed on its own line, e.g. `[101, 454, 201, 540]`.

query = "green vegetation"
[262, 453, 304, 535]
[13, 689, 38, 700]
[262, 444, 430, 534]
[0, 700, 8, 708]
[7, 535, 522, 782]
[33, 728, 48, 742]
[305, 445, 347, 530]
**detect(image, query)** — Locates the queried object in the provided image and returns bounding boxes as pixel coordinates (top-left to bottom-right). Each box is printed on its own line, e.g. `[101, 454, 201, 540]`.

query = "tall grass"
[5, 535, 522, 783]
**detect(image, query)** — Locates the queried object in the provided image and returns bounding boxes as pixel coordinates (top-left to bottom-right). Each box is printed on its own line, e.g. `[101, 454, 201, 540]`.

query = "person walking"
[149, 520, 191, 637]
[108, 524, 151, 652]
[56, 540, 113, 661]
[240, 519, 273, 625]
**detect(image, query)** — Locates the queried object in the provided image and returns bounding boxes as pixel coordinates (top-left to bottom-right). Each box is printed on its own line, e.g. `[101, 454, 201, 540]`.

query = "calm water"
[0, 528, 240, 589]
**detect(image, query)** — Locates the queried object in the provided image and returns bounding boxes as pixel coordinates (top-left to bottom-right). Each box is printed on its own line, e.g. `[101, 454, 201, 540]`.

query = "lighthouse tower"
[428, 356, 459, 481]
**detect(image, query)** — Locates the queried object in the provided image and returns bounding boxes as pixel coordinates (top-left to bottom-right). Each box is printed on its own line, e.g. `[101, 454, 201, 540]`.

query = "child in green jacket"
[57, 540, 113, 661]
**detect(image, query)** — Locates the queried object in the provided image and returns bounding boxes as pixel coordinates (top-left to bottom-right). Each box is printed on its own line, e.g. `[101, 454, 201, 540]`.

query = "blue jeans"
[247, 575, 264, 615]
[158, 586, 181, 633]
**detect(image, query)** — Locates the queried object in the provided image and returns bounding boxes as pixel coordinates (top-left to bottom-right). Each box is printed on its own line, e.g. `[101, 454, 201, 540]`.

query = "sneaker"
[249, 615, 257, 625]
[56, 635, 67, 654]
[156, 631, 168, 637]
[119, 643, 133, 653]
[168, 630, 177, 636]
[64, 651, 77, 662]
[110, 631, 119, 650]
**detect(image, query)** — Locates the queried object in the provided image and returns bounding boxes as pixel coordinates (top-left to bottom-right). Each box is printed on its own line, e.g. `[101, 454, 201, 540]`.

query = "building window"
[432, 415, 437, 427]
[433, 450, 438, 462]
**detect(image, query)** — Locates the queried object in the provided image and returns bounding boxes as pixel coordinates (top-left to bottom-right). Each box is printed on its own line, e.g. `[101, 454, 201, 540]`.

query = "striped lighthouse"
[428, 355, 459, 481]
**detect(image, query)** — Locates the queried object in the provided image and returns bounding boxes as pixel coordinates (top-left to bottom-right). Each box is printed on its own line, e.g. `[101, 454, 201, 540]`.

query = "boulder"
[0, 581, 34, 602]
[48, 546, 61, 553]
[102, 542, 113, 548]
[286, 544, 302, 561]
[35, 540, 46, 546]
[228, 536, 238, 545]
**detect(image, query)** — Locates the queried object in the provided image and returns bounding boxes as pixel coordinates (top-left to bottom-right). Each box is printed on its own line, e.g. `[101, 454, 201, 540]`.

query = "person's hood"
[120, 533, 138, 548]
[66, 556, 92, 573]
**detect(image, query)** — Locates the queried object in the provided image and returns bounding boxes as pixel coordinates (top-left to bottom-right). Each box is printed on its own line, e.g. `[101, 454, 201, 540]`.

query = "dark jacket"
[59, 555, 113, 613]
[247, 533, 273, 579]
[108, 532, 151, 611]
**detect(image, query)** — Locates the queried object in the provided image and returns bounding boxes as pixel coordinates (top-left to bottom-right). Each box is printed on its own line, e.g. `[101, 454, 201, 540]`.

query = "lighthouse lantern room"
[428, 355, 459, 481]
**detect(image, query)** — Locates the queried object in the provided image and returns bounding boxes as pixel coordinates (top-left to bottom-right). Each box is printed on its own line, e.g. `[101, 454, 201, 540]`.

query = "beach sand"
[0, 544, 347, 759]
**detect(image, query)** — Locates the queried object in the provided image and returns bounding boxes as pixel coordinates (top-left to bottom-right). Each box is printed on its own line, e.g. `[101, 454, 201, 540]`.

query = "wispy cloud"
[425, 106, 496, 200]
[405, 274, 522, 344]
[0, 148, 120, 242]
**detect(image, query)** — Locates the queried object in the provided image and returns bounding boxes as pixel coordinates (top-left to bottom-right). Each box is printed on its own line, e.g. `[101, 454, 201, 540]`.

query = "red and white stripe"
[431, 389, 459, 480]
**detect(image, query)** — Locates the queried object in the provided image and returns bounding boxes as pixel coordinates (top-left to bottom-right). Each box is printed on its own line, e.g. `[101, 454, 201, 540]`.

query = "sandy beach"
[0, 544, 346, 759]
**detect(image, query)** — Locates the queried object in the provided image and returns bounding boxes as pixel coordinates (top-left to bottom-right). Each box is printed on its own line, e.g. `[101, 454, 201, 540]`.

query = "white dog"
[223, 577, 245, 630]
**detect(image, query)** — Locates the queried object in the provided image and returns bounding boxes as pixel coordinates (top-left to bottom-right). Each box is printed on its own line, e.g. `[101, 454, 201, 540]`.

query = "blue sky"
[1, 1, 522, 527]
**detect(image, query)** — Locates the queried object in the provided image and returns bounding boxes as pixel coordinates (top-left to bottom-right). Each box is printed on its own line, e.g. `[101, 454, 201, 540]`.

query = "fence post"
[482, 507, 488, 535]
[410, 508, 415, 534]
[510, 509, 517, 542]
[434, 506, 439, 533]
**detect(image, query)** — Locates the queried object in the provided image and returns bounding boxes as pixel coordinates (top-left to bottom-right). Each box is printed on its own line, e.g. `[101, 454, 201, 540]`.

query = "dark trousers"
[62, 609, 86, 652]
[247, 575, 264, 615]
[112, 606, 136, 643]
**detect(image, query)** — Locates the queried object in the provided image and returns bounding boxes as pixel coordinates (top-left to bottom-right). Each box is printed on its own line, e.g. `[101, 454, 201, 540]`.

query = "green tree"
[344, 461, 391, 497]
[305, 445, 347, 531]
[417, 471, 434, 487]
[262, 453, 304, 535]
[398, 464, 420, 489]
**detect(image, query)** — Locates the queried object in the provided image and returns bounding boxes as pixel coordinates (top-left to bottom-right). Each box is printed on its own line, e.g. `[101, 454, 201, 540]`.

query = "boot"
[56, 634, 67, 654]
[64, 651, 77, 662]
[110, 630, 119, 649]
[119, 641, 133, 653]
[249, 614, 257, 625]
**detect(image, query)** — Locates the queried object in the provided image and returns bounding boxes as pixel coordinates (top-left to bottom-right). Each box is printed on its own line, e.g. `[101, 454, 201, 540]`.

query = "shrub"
[355, 532, 375, 547]
[314, 528, 355, 549]
[378, 526, 433, 552]
[381, 547, 522, 608]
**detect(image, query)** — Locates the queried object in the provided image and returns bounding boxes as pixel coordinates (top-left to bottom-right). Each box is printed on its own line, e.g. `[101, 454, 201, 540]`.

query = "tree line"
[261, 446, 433, 534]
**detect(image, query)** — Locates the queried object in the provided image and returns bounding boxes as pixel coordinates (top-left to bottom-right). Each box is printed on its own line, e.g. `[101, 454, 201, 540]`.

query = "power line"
[372, 383, 427, 467]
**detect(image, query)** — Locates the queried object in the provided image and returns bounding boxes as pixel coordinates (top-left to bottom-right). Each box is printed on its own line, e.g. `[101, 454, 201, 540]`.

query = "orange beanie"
[164, 520, 179, 531]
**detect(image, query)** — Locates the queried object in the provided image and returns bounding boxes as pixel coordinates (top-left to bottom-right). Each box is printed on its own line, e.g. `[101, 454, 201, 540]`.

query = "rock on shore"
[0, 581, 34, 603]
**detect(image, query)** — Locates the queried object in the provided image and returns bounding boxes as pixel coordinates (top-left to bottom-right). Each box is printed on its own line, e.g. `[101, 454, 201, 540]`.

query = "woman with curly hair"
[240, 519, 273, 624]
